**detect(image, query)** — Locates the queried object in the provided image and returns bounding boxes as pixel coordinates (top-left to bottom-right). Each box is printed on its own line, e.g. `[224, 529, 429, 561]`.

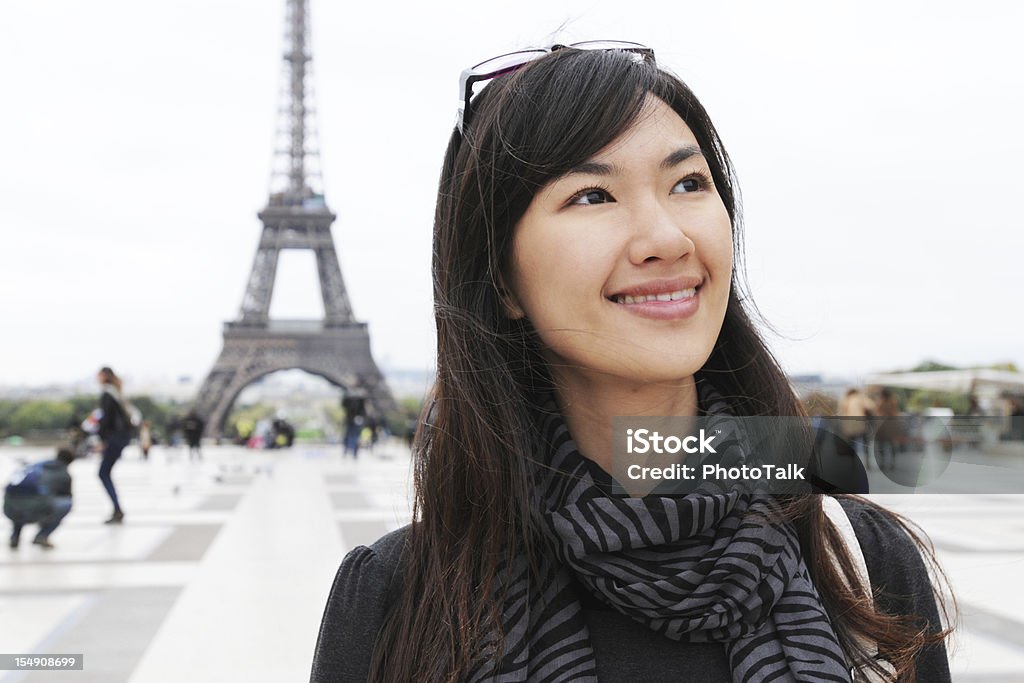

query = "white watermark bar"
[609, 416, 1024, 496]
[0, 654, 83, 670]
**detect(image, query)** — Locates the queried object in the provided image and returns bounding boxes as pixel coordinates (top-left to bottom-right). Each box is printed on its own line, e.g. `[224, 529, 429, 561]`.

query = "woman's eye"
[570, 188, 615, 205]
[672, 176, 705, 194]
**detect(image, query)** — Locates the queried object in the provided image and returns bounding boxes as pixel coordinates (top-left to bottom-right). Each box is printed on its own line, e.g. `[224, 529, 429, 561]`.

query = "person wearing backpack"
[97, 366, 131, 524]
[4, 448, 74, 549]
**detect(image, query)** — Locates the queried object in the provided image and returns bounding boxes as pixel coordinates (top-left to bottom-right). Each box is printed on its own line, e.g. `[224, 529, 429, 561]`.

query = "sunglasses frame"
[456, 41, 656, 134]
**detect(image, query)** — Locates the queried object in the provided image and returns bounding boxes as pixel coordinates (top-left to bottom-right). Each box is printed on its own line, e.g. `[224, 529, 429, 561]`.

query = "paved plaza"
[1, 442, 1023, 682]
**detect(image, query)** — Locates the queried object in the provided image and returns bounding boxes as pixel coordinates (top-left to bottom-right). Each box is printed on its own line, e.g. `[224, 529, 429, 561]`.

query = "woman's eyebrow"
[561, 145, 705, 179]
[661, 145, 703, 169]
[564, 160, 615, 177]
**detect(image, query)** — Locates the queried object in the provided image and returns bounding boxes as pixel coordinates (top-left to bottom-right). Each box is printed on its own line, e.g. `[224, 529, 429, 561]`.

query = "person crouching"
[4, 448, 74, 550]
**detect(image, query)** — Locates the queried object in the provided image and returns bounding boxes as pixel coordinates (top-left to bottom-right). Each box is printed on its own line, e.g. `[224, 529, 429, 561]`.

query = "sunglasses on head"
[456, 40, 656, 134]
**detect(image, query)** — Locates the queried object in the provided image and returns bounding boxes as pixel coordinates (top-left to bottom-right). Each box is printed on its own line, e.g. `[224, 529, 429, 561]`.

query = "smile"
[612, 288, 696, 305]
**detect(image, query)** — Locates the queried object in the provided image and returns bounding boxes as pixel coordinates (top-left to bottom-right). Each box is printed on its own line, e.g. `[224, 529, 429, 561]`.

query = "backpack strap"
[821, 496, 897, 682]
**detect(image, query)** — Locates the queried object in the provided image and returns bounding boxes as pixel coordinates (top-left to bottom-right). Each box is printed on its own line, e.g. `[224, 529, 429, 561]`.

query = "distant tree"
[910, 361, 1021, 373]
[0, 395, 186, 439]
[68, 395, 97, 420]
[6, 400, 74, 435]
[129, 395, 173, 429]
[322, 404, 345, 427]
[910, 360, 959, 373]
[384, 396, 425, 436]
[0, 399, 18, 435]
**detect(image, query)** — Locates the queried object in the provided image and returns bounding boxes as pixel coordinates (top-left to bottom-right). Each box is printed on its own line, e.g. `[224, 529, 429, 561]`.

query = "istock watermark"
[609, 416, 1024, 496]
[625, 428, 718, 455]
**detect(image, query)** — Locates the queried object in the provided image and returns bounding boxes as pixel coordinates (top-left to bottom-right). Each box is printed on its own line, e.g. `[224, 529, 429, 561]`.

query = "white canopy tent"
[864, 369, 1024, 396]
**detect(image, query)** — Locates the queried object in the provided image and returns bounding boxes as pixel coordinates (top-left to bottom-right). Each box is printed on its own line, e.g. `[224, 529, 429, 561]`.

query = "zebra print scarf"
[470, 381, 851, 682]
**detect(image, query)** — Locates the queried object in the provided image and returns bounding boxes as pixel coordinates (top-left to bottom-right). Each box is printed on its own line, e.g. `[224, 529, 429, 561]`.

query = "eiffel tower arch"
[194, 0, 395, 437]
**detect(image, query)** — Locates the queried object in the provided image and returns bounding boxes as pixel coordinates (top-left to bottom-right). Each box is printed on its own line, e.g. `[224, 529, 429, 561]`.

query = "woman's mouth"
[607, 284, 702, 321]
[612, 288, 697, 305]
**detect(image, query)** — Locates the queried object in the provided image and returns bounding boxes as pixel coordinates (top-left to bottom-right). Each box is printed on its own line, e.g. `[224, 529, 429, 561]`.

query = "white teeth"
[614, 288, 697, 304]
[670, 288, 696, 300]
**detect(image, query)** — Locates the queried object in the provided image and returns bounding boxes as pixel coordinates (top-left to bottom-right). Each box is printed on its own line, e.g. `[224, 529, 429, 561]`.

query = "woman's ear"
[495, 273, 525, 320]
[499, 287, 525, 320]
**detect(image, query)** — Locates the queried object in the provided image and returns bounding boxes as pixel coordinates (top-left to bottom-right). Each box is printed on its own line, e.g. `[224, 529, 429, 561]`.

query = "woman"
[96, 366, 130, 524]
[312, 44, 952, 682]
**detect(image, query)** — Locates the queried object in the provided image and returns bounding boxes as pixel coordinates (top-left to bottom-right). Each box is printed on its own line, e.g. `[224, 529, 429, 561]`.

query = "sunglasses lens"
[568, 40, 649, 50]
[568, 40, 654, 64]
[469, 49, 548, 79]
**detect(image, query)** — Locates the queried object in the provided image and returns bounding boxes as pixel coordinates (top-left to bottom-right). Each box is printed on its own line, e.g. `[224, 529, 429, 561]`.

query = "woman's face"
[507, 95, 733, 388]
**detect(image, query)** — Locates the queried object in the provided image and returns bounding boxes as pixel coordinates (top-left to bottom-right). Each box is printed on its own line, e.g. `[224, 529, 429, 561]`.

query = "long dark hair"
[98, 366, 123, 392]
[370, 49, 952, 682]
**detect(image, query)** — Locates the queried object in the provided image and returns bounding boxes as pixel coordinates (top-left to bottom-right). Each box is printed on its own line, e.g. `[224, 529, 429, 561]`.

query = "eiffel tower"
[194, 0, 395, 437]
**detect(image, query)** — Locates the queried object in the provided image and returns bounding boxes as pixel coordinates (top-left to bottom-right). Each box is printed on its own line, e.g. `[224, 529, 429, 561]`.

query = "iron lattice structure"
[194, 0, 395, 437]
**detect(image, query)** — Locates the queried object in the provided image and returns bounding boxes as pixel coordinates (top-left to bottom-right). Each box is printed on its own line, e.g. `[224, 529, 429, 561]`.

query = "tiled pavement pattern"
[0, 442, 411, 682]
[871, 494, 1024, 681]
[1, 443, 1022, 681]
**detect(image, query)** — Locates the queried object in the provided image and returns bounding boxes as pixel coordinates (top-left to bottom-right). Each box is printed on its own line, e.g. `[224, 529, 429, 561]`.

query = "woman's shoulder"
[351, 525, 411, 570]
[836, 497, 931, 588]
[836, 497, 952, 680]
[319, 524, 410, 616]
[310, 525, 410, 682]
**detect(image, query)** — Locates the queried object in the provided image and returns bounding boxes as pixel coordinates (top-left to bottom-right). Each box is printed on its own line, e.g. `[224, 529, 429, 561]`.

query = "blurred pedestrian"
[139, 420, 153, 461]
[182, 410, 205, 461]
[4, 448, 75, 549]
[341, 394, 366, 459]
[234, 416, 255, 446]
[838, 387, 876, 458]
[874, 388, 902, 471]
[97, 366, 131, 524]
[166, 417, 182, 448]
[344, 416, 364, 459]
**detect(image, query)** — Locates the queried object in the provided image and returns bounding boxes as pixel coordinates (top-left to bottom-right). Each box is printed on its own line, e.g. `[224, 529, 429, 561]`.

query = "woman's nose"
[627, 200, 695, 265]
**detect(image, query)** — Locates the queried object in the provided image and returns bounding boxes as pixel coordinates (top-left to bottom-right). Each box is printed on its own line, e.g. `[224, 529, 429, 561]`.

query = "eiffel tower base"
[194, 321, 396, 438]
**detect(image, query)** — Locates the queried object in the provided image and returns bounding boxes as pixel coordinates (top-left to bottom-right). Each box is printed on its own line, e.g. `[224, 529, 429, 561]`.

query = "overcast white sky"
[2, 0, 1021, 389]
